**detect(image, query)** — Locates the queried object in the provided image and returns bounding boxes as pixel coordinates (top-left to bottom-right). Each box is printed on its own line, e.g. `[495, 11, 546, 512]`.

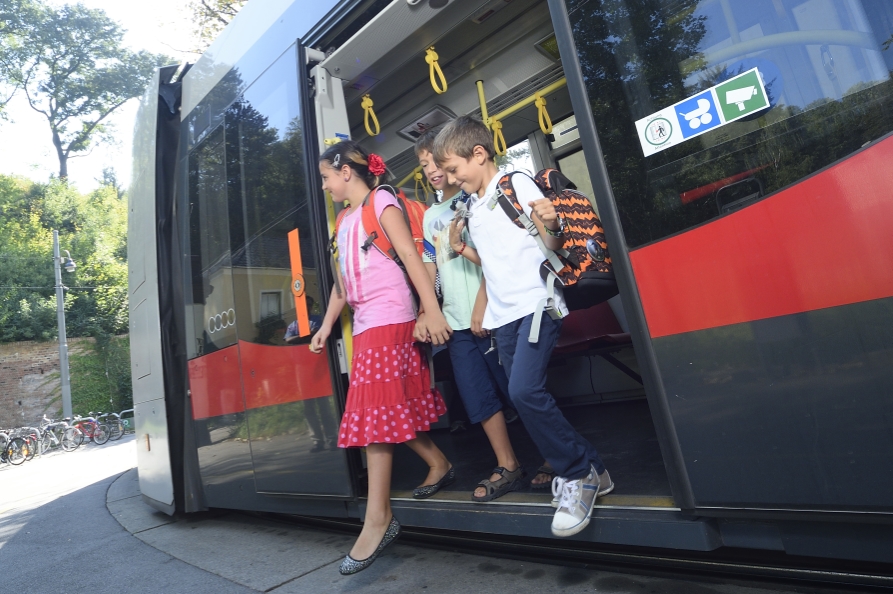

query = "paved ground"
[0, 437, 869, 593]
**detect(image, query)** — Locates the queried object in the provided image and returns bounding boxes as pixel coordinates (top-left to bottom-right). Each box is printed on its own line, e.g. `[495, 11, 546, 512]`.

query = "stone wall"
[0, 338, 91, 429]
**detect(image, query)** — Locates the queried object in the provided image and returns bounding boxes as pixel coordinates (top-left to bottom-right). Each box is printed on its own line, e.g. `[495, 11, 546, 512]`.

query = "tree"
[4, 3, 169, 178]
[0, 175, 129, 342]
[189, 0, 247, 51]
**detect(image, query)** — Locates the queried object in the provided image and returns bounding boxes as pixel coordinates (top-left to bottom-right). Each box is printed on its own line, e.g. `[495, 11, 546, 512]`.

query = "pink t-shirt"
[337, 189, 416, 335]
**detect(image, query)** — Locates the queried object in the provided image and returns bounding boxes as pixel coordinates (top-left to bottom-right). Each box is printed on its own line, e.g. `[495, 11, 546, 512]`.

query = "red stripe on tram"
[189, 345, 245, 420]
[631, 136, 893, 339]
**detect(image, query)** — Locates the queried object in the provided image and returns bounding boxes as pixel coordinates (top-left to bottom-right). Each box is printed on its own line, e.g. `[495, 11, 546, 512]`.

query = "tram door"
[184, 43, 352, 505]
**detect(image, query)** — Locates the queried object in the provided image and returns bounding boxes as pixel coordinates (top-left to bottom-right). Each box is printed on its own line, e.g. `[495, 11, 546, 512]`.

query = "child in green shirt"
[414, 129, 525, 502]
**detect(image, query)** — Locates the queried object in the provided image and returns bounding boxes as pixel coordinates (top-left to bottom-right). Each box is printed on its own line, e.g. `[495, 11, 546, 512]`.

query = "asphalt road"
[0, 435, 871, 593]
[0, 435, 251, 594]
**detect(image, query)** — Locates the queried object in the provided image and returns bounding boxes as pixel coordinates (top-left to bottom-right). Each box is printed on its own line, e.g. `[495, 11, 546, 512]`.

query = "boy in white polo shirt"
[433, 116, 613, 537]
[413, 130, 525, 502]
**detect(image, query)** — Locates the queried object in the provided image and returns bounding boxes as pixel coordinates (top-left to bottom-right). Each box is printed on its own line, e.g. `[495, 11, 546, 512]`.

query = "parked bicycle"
[38, 417, 82, 454]
[70, 415, 110, 445]
[94, 412, 125, 441]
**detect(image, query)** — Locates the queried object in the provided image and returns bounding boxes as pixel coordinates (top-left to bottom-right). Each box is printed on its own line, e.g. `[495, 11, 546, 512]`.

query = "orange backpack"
[329, 185, 428, 296]
[495, 169, 619, 342]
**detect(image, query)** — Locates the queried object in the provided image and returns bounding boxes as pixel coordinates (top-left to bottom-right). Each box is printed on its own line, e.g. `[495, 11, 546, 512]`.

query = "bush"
[68, 335, 133, 415]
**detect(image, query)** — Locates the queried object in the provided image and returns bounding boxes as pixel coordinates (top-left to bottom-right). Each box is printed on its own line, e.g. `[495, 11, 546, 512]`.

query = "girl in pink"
[310, 141, 454, 575]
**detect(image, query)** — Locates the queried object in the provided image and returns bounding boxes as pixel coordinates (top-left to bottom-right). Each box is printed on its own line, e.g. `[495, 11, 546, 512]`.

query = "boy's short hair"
[432, 115, 494, 164]
[414, 129, 438, 157]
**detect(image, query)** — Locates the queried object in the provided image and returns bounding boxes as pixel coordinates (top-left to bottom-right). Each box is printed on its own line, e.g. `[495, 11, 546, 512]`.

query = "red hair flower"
[367, 153, 386, 176]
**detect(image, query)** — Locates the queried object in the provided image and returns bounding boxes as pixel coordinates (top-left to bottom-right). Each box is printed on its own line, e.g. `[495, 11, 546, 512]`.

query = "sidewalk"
[105, 469, 853, 594]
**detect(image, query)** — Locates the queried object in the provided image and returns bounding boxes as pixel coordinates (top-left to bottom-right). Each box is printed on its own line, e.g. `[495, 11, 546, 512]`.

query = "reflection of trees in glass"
[225, 101, 312, 270]
[568, 0, 893, 248]
[568, 0, 706, 246]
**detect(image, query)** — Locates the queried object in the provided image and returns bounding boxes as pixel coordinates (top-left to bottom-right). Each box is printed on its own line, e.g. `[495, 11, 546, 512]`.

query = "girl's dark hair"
[319, 140, 390, 187]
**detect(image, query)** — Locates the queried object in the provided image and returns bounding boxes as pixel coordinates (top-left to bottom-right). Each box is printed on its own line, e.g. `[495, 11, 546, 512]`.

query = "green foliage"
[0, 1, 170, 178]
[0, 174, 129, 342]
[68, 335, 133, 415]
[189, 0, 247, 51]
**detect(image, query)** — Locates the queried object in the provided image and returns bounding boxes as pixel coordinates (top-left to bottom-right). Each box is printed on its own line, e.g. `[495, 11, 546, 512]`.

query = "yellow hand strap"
[361, 94, 380, 137]
[491, 120, 507, 156]
[535, 93, 553, 135]
[426, 46, 448, 95]
[414, 171, 431, 202]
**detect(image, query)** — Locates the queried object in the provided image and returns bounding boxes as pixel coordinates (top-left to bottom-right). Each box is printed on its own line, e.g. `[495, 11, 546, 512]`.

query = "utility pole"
[53, 230, 73, 419]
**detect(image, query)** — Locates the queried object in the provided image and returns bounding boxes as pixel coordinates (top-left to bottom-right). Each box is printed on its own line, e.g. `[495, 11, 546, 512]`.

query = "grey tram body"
[129, 0, 893, 566]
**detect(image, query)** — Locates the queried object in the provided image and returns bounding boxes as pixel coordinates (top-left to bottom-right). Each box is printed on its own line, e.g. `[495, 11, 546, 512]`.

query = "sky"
[0, 0, 199, 192]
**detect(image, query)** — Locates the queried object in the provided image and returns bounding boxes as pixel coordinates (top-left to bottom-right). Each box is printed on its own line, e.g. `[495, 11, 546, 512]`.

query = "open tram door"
[306, 0, 711, 545]
[175, 41, 362, 513]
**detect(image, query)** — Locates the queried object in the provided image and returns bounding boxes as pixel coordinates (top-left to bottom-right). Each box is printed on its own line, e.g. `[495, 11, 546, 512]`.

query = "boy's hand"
[448, 218, 465, 253]
[413, 313, 429, 343]
[528, 198, 558, 228]
[424, 310, 453, 346]
[309, 324, 331, 353]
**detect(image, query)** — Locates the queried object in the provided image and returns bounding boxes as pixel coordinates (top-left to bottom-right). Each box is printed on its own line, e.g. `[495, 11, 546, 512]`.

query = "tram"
[128, 0, 893, 568]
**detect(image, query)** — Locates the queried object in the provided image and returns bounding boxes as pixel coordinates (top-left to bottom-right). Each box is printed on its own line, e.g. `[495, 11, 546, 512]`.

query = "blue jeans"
[493, 314, 605, 480]
[447, 329, 509, 424]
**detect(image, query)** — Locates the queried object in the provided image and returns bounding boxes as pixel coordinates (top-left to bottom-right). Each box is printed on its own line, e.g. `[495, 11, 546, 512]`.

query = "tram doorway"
[311, 0, 674, 510]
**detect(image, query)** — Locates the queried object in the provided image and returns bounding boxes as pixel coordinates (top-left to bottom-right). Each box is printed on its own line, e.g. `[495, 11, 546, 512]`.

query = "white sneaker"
[550, 465, 600, 537]
[551, 469, 613, 508]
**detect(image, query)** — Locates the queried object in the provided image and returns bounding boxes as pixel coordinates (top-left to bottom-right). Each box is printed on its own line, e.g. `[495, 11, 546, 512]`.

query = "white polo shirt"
[466, 171, 567, 329]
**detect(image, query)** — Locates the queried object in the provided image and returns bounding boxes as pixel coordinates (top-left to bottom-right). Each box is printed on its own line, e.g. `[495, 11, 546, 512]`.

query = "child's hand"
[528, 198, 558, 226]
[448, 218, 465, 253]
[471, 297, 488, 338]
[413, 313, 429, 343]
[309, 324, 331, 353]
[424, 310, 453, 346]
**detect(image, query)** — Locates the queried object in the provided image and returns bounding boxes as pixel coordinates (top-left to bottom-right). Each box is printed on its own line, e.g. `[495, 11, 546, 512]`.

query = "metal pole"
[53, 230, 72, 419]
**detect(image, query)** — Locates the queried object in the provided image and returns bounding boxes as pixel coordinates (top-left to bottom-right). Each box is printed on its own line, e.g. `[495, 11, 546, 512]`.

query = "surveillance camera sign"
[635, 67, 769, 156]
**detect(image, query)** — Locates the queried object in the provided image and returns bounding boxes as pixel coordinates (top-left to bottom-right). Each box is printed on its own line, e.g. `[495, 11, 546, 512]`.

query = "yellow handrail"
[426, 47, 448, 94]
[489, 77, 566, 123]
[476, 80, 489, 125]
[414, 171, 432, 202]
[361, 94, 380, 136]
[397, 165, 422, 188]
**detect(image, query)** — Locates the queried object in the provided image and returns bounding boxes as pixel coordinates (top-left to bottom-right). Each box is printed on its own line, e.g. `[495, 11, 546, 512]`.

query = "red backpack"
[329, 185, 428, 296]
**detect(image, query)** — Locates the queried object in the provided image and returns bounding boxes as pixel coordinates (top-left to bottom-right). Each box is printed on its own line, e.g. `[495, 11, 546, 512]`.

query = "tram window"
[566, 0, 893, 248]
[495, 139, 535, 174]
[556, 151, 597, 213]
[223, 46, 322, 346]
[186, 125, 238, 357]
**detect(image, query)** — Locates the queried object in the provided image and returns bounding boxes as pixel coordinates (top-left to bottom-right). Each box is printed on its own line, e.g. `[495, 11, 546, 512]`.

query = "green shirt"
[422, 194, 482, 331]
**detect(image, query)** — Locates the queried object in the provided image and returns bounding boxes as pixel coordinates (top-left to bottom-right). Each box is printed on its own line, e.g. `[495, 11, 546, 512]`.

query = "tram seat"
[552, 302, 642, 384]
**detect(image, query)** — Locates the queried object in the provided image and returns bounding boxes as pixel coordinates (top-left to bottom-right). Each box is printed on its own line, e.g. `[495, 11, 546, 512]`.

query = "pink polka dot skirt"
[338, 321, 446, 448]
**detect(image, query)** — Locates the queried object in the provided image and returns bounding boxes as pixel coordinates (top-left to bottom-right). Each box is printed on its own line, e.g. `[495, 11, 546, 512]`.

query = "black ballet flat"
[412, 466, 456, 499]
[338, 516, 401, 575]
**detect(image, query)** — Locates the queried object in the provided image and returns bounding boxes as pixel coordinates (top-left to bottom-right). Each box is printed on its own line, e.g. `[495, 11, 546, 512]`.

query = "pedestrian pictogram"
[644, 117, 672, 146]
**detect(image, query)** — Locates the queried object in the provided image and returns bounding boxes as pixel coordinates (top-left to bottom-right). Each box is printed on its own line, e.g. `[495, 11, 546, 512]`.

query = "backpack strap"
[329, 207, 351, 298]
[495, 173, 569, 277]
[495, 172, 569, 343]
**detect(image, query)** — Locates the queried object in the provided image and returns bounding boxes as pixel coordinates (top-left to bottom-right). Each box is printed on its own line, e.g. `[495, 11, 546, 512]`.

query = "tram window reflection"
[223, 47, 325, 346]
[567, 0, 893, 247]
[185, 125, 237, 357]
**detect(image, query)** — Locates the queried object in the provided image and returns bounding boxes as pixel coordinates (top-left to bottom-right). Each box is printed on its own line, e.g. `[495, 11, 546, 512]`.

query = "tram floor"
[390, 398, 674, 506]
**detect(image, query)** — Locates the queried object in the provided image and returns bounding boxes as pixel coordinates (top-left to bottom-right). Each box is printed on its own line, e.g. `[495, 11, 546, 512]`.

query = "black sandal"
[472, 466, 525, 502]
[530, 465, 555, 490]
